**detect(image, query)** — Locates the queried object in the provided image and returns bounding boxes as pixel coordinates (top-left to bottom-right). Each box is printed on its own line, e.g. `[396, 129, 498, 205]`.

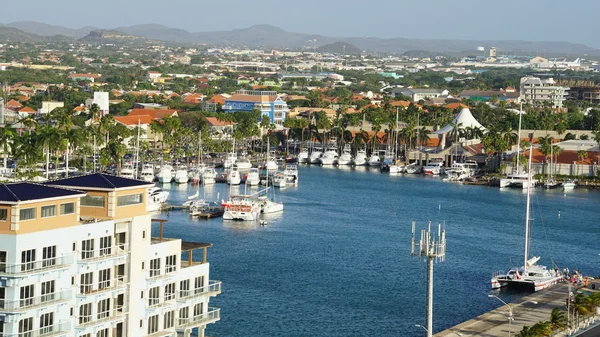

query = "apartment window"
[80, 195, 105, 207]
[0, 286, 5, 310]
[0, 209, 7, 221]
[165, 255, 176, 273]
[18, 317, 33, 336]
[80, 272, 93, 294]
[42, 246, 56, 267]
[97, 298, 110, 319]
[194, 276, 205, 294]
[149, 258, 160, 277]
[0, 251, 6, 273]
[117, 193, 142, 207]
[79, 303, 92, 324]
[60, 202, 75, 215]
[165, 283, 175, 301]
[98, 268, 111, 290]
[41, 205, 56, 218]
[96, 328, 109, 337]
[39, 312, 54, 335]
[20, 249, 35, 272]
[81, 239, 94, 260]
[99, 236, 112, 256]
[41, 280, 55, 302]
[147, 315, 159, 334]
[19, 207, 36, 221]
[179, 279, 190, 298]
[0, 320, 3, 337]
[164, 310, 175, 329]
[20, 285, 34, 307]
[179, 307, 189, 325]
[193, 303, 204, 317]
[148, 287, 159, 306]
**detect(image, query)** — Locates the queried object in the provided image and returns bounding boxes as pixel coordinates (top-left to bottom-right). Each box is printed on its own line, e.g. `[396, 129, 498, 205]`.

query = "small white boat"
[405, 162, 421, 174]
[235, 157, 253, 171]
[227, 169, 241, 185]
[140, 164, 154, 182]
[368, 153, 381, 167]
[259, 195, 283, 214]
[337, 144, 353, 165]
[202, 168, 217, 185]
[120, 163, 135, 179]
[246, 168, 261, 186]
[562, 180, 576, 190]
[264, 160, 278, 171]
[223, 152, 237, 169]
[173, 165, 189, 184]
[354, 149, 368, 166]
[309, 149, 323, 164]
[283, 165, 299, 185]
[319, 139, 339, 165]
[188, 167, 201, 184]
[298, 148, 309, 164]
[422, 159, 444, 175]
[389, 161, 405, 174]
[147, 187, 169, 212]
[272, 171, 286, 188]
[157, 165, 173, 183]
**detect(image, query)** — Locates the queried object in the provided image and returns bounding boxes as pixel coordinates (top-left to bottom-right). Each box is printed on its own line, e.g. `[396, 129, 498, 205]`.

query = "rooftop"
[0, 182, 84, 203]
[45, 173, 153, 190]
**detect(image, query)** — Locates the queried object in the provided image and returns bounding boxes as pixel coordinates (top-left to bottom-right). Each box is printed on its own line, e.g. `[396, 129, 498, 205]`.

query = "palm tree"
[65, 128, 84, 177]
[577, 149, 588, 176]
[36, 124, 58, 179]
[0, 126, 15, 170]
[549, 307, 567, 332]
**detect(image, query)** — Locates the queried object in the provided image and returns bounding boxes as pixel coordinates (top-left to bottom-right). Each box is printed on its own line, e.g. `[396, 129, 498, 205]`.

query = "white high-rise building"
[0, 174, 221, 337]
[519, 76, 570, 108]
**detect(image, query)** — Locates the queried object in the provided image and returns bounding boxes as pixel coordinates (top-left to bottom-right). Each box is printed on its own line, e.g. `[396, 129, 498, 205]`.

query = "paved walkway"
[435, 283, 574, 337]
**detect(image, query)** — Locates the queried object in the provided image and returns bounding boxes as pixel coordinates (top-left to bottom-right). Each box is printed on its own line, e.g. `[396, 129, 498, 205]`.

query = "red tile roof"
[183, 93, 203, 104]
[18, 106, 36, 113]
[115, 115, 154, 126]
[67, 73, 101, 79]
[445, 103, 469, 110]
[208, 94, 226, 105]
[128, 109, 178, 119]
[205, 117, 236, 127]
[5, 99, 22, 108]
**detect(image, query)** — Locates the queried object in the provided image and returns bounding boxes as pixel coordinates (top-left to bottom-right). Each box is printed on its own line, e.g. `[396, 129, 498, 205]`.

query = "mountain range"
[1, 21, 599, 56]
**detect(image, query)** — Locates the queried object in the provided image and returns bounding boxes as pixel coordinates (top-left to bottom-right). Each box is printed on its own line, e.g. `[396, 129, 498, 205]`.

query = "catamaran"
[491, 148, 563, 292]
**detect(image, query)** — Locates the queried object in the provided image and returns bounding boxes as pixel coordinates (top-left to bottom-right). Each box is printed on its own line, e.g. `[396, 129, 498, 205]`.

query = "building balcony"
[177, 281, 221, 302]
[0, 255, 73, 277]
[3, 320, 71, 337]
[145, 329, 176, 337]
[0, 289, 72, 313]
[77, 243, 128, 264]
[175, 307, 220, 331]
[76, 275, 128, 297]
[146, 266, 178, 281]
[146, 294, 177, 310]
[76, 305, 127, 329]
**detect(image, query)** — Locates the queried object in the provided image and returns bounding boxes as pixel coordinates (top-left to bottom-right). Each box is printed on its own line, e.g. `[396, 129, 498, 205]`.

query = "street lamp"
[415, 324, 430, 334]
[488, 295, 539, 337]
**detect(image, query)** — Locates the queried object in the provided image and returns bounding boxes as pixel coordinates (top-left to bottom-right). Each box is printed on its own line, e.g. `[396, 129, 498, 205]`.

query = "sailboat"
[389, 109, 405, 174]
[544, 144, 561, 189]
[491, 147, 563, 292]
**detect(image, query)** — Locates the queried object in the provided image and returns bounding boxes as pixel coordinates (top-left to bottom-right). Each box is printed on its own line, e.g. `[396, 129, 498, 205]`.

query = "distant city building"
[223, 90, 289, 125]
[519, 77, 569, 108]
[459, 88, 520, 103]
[277, 72, 344, 82]
[85, 92, 110, 117]
[0, 97, 4, 125]
[392, 88, 449, 102]
[39, 101, 65, 114]
[67, 73, 101, 82]
[489, 47, 497, 58]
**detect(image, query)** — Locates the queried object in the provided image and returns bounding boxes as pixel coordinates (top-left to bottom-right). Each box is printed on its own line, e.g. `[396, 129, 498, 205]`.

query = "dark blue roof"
[46, 173, 152, 190]
[0, 183, 84, 203]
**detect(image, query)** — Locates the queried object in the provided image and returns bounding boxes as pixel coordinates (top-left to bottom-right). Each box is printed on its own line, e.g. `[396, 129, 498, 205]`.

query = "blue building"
[222, 90, 289, 126]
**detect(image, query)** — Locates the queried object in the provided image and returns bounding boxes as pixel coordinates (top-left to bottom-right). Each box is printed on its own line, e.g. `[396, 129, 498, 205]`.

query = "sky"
[3, 0, 600, 47]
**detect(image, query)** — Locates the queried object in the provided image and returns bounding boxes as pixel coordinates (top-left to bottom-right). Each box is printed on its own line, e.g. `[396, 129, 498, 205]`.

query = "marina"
[150, 164, 600, 336]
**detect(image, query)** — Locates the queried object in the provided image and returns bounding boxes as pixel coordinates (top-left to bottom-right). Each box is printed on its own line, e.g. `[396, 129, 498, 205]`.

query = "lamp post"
[488, 295, 539, 337]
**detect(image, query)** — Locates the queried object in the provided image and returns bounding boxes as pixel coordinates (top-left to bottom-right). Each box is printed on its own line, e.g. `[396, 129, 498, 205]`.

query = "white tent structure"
[434, 108, 487, 135]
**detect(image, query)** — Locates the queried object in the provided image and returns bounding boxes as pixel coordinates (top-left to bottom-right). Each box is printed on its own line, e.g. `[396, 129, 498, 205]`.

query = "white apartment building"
[0, 174, 221, 337]
[519, 77, 570, 108]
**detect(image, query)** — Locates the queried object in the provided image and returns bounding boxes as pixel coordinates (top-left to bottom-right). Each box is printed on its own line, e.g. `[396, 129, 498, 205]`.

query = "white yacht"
[173, 165, 189, 184]
[298, 147, 309, 164]
[272, 171, 286, 188]
[147, 187, 169, 212]
[422, 159, 444, 175]
[140, 164, 155, 182]
[120, 163, 135, 179]
[389, 161, 405, 174]
[562, 180, 576, 190]
[368, 152, 381, 167]
[354, 148, 368, 166]
[202, 167, 217, 185]
[319, 141, 339, 166]
[491, 148, 563, 292]
[337, 144, 353, 165]
[405, 162, 421, 174]
[188, 166, 202, 184]
[234, 157, 253, 171]
[222, 194, 261, 221]
[283, 165, 299, 185]
[500, 172, 535, 189]
[246, 168, 261, 186]
[223, 152, 237, 169]
[259, 195, 284, 214]
[227, 169, 241, 185]
[157, 164, 173, 183]
[309, 148, 323, 164]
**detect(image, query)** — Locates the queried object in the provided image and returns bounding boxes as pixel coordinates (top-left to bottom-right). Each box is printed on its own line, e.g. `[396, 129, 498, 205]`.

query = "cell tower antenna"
[411, 221, 447, 337]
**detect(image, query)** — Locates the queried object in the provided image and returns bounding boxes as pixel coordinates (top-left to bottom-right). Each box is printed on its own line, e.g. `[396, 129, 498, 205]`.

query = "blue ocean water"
[152, 166, 600, 337]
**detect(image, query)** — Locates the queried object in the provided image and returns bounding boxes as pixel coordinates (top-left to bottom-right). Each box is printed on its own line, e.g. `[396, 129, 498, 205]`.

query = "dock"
[435, 283, 597, 337]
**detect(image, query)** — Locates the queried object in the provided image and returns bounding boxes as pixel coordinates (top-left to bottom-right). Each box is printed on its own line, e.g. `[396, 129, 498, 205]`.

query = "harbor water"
[153, 165, 600, 337]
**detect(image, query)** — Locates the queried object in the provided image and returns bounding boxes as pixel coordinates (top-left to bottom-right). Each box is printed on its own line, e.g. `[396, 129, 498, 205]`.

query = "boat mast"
[395, 108, 399, 160]
[515, 102, 523, 175]
[134, 118, 141, 179]
[198, 130, 202, 165]
[524, 146, 533, 272]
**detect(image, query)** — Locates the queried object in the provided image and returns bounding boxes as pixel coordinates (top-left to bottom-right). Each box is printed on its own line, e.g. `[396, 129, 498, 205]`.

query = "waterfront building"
[519, 77, 569, 108]
[0, 174, 221, 336]
[223, 90, 289, 125]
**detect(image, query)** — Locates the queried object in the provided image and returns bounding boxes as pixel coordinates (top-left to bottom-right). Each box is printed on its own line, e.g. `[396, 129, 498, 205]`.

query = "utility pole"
[411, 221, 447, 337]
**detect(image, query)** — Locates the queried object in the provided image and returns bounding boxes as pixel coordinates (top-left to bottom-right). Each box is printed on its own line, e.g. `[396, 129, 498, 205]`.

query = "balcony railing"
[4, 320, 71, 337]
[176, 307, 220, 330]
[76, 305, 127, 328]
[177, 281, 222, 301]
[0, 289, 72, 312]
[147, 265, 177, 280]
[0, 255, 73, 277]
[77, 275, 128, 296]
[78, 243, 128, 263]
